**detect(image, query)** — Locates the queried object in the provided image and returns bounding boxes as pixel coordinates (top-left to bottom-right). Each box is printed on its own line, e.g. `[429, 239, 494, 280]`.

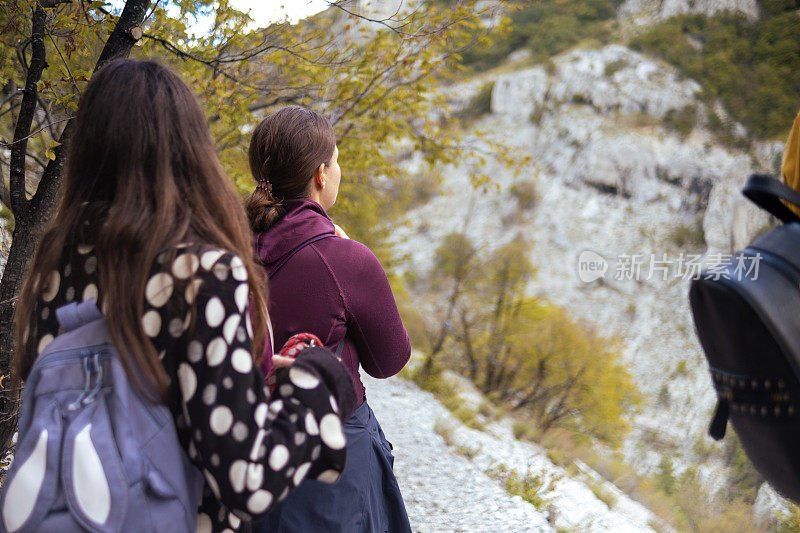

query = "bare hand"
[272, 354, 295, 368]
[333, 223, 350, 239]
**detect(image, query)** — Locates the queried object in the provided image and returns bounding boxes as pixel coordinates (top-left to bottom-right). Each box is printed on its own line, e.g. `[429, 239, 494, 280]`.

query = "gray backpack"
[0, 299, 203, 532]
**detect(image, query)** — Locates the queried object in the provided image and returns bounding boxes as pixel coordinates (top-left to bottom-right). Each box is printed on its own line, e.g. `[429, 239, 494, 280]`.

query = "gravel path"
[363, 374, 554, 533]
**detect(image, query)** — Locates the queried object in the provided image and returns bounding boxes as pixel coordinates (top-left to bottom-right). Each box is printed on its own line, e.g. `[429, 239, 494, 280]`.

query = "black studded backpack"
[690, 174, 800, 503]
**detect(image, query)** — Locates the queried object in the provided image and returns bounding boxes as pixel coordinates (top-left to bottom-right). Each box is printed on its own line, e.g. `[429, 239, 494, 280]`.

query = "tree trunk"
[0, 0, 150, 457]
[0, 210, 51, 453]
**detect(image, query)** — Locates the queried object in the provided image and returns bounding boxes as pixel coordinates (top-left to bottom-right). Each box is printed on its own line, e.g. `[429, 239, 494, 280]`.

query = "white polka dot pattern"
[319, 414, 346, 450]
[246, 463, 264, 492]
[268, 445, 289, 471]
[210, 406, 233, 435]
[187, 340, 203, 363]
[200, 249, 225, 270]
[197, 513, 212, 533]
[205, 297, 225, 328]
[142, 310, 161, 338]
[31, 246, 350, 531]
[316, 469, 341, 484]
[177, 363, 197, 401]
[230, 349, 252, 374]
[305, 412, 319, 436]
[206, 338, 227, 367]
[229, 460, 247, 493]
[37, 334, 54, 354]
[293, 462, 311, 486]
[172, 253, 199, 279]
[82, 283, 98, 303]
[185, 278, 202, 304]
[222, 315, 241, 344]
[247, 490, 273, 514]
[145, 273, 174, 307]
[230, 255, 247, 281]
[234, 284, 248, 313]
[41, 270, 60, 302]
[254, 403, 268, 428]
[288, 367, 320, 389]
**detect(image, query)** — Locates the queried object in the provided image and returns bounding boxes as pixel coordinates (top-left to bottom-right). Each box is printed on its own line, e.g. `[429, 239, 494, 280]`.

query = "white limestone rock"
[619, 0, 759, 25]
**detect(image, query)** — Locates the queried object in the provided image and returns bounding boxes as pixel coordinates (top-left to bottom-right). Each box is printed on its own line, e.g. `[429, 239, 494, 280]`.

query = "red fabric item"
[266, 333, 324, 393]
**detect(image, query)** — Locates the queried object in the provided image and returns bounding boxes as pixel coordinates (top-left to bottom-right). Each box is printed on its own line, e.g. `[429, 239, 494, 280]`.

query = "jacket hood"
[253, 198, 335, 267]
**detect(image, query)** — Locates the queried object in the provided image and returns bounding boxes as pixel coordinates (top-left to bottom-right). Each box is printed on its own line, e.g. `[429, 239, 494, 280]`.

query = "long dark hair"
[14, 59, 269, 400]
[245, 106, 336, 232]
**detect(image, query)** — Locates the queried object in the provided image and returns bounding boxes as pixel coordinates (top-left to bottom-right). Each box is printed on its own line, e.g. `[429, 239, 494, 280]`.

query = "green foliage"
[604, 58, 627, 77]
[630, 7, 800, 140]
[509, 181, 539, 210]
[667, 220, 706, 250]
[486, 464, 555, 512]
[663, 105, 698, 138]
[460, 81, 495, 120]
[587, 479, 617, 508]
[723, 433, 763, 502]
[528, 105, 547, 125]
[655, 457, 676, 495]
[405, 364, 484, 430]
[417, 233, 640, 445]
[572, 93, 589, 105]
[534, 425, 766, 531]
[778, 502, 800, 533]
[0, 0, 511, 279]
[656, 384, 670, 407]
[458, 0, 623, 70]
[671, 466, 759, 532]
[455, 443, 480, 460]
[432, 232, 480, 290]
[512, 420, 531, 440]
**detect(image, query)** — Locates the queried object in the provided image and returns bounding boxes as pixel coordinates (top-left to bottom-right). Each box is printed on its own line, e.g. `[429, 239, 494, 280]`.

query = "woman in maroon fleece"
[246, 106, 412, 533]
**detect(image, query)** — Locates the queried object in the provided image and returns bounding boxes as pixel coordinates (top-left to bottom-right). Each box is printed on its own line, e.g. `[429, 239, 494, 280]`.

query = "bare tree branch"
[36, 94, 60, 139]
[0, 117, 73, 147]
[30, 0, 152, 217]
[9, 6, 46, 218]
[46, 30, 81, 96]
[0, 99, 21, 121]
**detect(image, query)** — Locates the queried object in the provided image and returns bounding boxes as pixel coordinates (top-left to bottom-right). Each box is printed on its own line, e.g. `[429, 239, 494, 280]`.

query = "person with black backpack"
[0, 59, 356, 533]
[690, 110, 800, 504]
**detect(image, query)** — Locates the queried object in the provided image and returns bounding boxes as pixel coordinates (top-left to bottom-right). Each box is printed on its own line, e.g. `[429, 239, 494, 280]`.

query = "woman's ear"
[314, 162, 326, 188]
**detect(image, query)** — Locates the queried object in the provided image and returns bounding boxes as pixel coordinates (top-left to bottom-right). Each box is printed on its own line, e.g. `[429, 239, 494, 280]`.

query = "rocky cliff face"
[619, 0, 759, 25]
[393, 41, 784, 493]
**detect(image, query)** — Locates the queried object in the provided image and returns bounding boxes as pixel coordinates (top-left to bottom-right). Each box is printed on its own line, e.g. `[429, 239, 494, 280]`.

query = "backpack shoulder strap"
[55, 299, 104, 332]
[335, 338, 345, 359]
[268, 233, 335, 279]
[743, 174, 800, 224]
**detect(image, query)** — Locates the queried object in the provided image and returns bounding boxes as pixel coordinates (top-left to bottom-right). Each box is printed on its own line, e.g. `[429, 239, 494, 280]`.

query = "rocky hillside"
[390, 7, 788, 513]
[618, 0, 759, 25]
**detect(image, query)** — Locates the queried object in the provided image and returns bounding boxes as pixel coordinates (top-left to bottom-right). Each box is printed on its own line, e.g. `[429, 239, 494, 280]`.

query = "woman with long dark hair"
[247, 106, 412, 532]
[10, 60, 356, 532]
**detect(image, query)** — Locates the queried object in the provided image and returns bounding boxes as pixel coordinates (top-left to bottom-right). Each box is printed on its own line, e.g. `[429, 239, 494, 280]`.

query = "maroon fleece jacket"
[253, 198, 411, 406]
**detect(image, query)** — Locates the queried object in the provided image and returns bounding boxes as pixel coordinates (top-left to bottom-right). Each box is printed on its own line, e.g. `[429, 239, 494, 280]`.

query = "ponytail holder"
[256, 180, 272, 194]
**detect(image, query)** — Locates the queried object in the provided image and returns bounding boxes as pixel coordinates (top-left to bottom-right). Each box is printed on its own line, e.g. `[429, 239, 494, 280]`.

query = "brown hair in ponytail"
[245, 106, 336, 232]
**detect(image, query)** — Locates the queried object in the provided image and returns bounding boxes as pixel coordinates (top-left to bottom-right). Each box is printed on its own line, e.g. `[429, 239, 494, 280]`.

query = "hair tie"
[256, 180, 272, 194]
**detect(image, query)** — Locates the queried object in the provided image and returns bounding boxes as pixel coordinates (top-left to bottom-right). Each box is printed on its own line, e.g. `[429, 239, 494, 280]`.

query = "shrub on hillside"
[630, 8, 800, 140]
[417, 232, 641, 445]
